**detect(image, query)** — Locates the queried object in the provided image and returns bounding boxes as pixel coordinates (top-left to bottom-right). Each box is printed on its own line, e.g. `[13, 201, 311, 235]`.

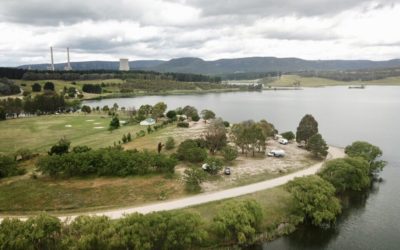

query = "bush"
[109, 116, 120, 130]
[166, 110, 177, 120]
[72, 145, 91, 153]
[14, 148, 34, 161]
[191, 113, 200, 122]
[82, 84, 102, 94]
[319, 157, 371, 192]
[31, 82, 42, 92]
[0, 155, 25, 178]
[183, 167, 207, 193]
[223, 121, 230, 127]
[177, 121, 189, 128]
[177, 139, 208, 163]
[345, 141, 386, 175]
[165, 137, 175, 150]
[281, 131, 295, 141]
[212, 200, 263, 246]
[286, 176, 341, 226]
[222, 145, 238, 161]
[205, 157, 223, 175]
[43, 81, 55, 91]
[37, 148, 177, 177]
[48, 137, 70, 155]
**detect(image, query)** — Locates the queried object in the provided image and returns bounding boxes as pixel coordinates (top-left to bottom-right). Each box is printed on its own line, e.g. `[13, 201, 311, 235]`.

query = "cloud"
[1, 0, 400, 66]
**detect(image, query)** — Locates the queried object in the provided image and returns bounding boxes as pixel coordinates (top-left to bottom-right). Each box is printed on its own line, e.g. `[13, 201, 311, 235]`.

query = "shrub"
[177, 121, 189, 128]
[223, 121, 230, 127]
[183, 167, 207, 193]
[222, 145, 238, 161]
[14, 148, 34, 161]
[286, 176, 341, 226]
[72, 145, 92, 153]
[177, 139, 208, 163]
[109, 116, 120, 130]
[319, 157, 371, 192]
[31, 82, 42, 92]
[82, 84, 102, 94]
[0, 155, 25, 178]
[48, 137, 70, 155]
[165, 137, 175, 150]
[212, 200, 263, 246]
[37, 148, 177, 177]
[191, 113, 200, 122]
[281, 131, 295, 141]
[43, 81, 55, 91]
[205, 157, 223, 175]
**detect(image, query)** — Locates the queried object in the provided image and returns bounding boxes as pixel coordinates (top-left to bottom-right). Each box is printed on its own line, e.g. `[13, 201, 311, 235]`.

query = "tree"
[319, 157, 371, 192]
[0, 106, 5, 120]
[230, 121, 266, 156]
[72, 145, 91, 153]
[152, 102, 167, 119]
[165, 137, 175, 150]
[176, 139, 207, 162]
[31, 83, 42, 92]
[296, 114, 318, 143]
[212, 200, 263, 246]
[205, 157, 223, 175]
[183, 167, 207, 192]
[204, 118, 227, 154]
[43, 81, 55, 91]
[182, 105, 199, 120]
[0, 155, 24, 178]
[81, 105, 92, 114]
[307, 133, 328, 158]
[258, 119, 277, 138]
[345, 141, 386, 175]
[24, 213, 62, 250]
[286, 176, 341, 226]
[109, 116, 120, 130]
[166, 110, 177, 120]
[138, 104, 152, 117]
[222, 145, 238, 161]
[102, 105, 109, 112]
[201, 109, 216, 121]
[281, 131, 295, 141]
[48, 137, 70, 155]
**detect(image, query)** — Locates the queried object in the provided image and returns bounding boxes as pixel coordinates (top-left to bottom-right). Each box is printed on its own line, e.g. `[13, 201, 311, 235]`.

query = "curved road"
[1, 146, 344, 222]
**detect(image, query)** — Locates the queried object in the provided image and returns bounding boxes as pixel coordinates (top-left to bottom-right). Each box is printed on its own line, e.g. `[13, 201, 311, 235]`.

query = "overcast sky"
[1, 0, 400, 66]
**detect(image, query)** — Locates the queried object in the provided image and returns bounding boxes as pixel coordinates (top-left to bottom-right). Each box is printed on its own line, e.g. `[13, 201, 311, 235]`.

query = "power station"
[47, 47, 73, 71]
[119, 58, 130, 71]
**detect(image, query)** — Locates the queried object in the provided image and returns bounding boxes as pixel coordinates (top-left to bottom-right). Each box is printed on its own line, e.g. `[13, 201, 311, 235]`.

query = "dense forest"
[0, 67, 221, 83]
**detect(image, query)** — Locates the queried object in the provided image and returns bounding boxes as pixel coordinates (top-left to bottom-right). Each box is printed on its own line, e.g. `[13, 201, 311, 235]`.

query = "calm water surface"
[85, 86, 400, 249]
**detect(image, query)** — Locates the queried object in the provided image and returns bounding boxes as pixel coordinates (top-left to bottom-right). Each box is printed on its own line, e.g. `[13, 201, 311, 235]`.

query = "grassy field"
[264, 74, 400, 87]
[0, 114, 146, 154]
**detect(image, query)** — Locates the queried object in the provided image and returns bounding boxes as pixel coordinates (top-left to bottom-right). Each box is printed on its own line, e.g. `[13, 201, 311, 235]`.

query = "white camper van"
[267, 149, 286, 157]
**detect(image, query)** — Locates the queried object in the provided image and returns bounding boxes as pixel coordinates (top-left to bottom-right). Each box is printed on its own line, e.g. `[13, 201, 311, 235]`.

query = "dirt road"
[1, 146, 344, 222]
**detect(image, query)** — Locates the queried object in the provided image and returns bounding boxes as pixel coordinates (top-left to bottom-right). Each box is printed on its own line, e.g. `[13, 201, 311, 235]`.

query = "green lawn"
[0, 114, 143, 154]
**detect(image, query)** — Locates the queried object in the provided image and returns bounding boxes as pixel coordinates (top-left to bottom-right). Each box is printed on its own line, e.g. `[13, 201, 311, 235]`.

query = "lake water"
[84, 86, 400, 249]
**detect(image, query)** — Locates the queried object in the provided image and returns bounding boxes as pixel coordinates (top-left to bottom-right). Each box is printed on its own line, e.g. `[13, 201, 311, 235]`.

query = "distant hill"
[18, 57, 400, 75]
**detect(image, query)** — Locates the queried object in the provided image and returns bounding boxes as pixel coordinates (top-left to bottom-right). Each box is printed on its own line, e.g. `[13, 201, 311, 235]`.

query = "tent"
[140, 118, 156, 126]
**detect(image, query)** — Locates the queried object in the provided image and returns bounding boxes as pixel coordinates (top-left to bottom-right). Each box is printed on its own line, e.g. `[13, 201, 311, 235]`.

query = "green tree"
[109, 116, 120, 130]
[81, 105, 92, 114]
[24, 213, 62, 250]
[165, 137, 175, 150]
[0, 106, 5, 120]
[222, 145, 238, 161]
[48, 137, 70, 155]
[286, 176, 341, 226]
[183, 167, 207, 192]
[319, 157, 371, 192]
[200, 109, 216, 121]
[31, 83, 42, 92]
[43, 81, 55, 91]
[166, 110, 177, 120]
[152, 102, 167, 119]
[345, 141, 386, 175]
[205, 157, 223, 175]
[176, 139, 208, 163]
[212, 200, 263, 246]
[0, 155, 22, 178]
[281, 131, 295, 141]
[307, 133, 328, 158]
[296, 114, 318, 143]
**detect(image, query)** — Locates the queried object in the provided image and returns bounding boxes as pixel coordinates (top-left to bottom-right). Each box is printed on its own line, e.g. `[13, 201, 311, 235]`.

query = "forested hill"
[18, 57, 400, 75]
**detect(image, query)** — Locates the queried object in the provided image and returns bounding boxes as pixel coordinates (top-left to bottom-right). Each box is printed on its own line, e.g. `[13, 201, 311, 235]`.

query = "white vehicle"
[278, 138, 288, 145]
[267, 149, 286, 157]
[201, 163, 209, 170]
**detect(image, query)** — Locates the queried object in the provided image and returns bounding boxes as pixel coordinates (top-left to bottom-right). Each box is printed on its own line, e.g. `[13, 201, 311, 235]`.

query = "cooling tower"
[119, 58, 130, 71]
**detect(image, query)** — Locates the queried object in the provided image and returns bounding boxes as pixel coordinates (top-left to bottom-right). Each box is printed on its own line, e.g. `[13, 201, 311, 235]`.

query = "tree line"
[0, 78, 20, 96]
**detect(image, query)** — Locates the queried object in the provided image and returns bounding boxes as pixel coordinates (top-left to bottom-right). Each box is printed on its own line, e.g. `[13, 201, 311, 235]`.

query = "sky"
[1, 0, 400, 66]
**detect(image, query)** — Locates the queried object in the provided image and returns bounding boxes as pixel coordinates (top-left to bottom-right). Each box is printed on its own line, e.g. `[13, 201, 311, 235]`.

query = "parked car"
[267, 149, 286, 157]
[278, 138, 288, 145]
[224, 167, 231, 175]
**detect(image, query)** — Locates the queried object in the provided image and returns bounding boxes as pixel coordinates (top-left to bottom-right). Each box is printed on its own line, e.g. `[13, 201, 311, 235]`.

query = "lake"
[84, 86, 400, 249]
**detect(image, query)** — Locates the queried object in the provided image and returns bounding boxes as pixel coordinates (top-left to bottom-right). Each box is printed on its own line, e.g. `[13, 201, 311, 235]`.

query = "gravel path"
[1, 146, 344, 222]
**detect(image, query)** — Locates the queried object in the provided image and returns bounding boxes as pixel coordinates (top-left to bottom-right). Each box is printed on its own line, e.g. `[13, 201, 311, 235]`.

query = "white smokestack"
[64, 47, 72, 71]
[49, 46, 55, 71]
